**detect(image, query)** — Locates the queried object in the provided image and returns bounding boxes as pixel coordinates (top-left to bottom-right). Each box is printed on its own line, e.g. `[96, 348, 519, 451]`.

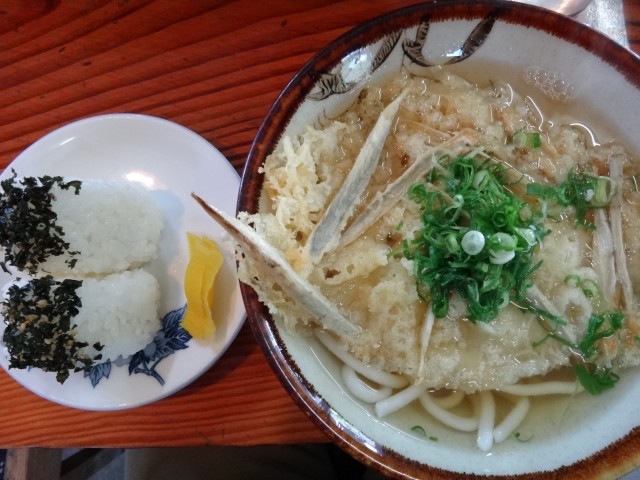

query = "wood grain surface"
[0, 0, 638, 448]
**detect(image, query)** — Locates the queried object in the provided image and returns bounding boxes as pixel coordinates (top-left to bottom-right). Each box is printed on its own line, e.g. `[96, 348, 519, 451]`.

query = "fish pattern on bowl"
[308, 16, 496, 102]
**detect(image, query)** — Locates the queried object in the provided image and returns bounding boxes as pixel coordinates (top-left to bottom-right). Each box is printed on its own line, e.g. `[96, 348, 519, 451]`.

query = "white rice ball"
[73, 269, 161, 361]
[39, 179, 164, 275]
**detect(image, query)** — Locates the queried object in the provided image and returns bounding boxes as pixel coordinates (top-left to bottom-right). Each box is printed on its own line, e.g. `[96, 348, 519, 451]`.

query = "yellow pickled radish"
[182, 232, 224, 338]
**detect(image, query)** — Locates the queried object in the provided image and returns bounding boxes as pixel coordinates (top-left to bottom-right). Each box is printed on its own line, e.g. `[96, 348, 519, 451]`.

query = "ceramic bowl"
[239, 1, 640, 478]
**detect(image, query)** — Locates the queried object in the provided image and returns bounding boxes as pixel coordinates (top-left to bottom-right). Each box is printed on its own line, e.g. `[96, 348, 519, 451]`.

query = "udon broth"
[238, 67, 640, 450]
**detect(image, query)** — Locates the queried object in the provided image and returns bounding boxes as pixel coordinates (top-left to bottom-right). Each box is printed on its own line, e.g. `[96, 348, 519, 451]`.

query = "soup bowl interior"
[239, 1, 640, 478]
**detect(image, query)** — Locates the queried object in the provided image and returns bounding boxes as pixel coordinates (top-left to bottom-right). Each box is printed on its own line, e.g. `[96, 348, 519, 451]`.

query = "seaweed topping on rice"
[0, 172, 164, 383]
[0, 171, 81, 275]
[0, 172, 164, 276]
[1, 276, 100, 384]
[1, 269, 161, 384]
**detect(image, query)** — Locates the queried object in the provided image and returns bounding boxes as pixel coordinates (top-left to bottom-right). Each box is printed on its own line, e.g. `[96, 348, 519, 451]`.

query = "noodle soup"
[209, 4, 640, 477]
[236, 67, 640, 453]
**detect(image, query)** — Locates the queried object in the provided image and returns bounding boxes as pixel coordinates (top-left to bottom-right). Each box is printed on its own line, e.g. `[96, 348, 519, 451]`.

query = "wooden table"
[0, 0, 639, 451]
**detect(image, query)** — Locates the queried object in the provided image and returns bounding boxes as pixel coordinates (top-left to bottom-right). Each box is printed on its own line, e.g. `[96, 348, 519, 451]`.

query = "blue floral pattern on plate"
[85, 304, 191, 387]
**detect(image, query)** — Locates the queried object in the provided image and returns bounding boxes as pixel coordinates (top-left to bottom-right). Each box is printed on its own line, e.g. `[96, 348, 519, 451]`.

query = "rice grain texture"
[40, 179, 164, 275]
[73, 269, 161, 361]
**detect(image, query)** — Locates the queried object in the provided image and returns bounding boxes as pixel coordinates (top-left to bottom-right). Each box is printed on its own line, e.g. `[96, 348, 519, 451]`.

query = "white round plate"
[0, 113, 246, 411]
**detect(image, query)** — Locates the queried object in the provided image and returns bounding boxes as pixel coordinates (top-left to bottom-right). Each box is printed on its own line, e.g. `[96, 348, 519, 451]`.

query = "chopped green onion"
[578, 311, 624, 358]
[563, 274, 603, 307]
[526, 182, 556, 198]
[488, 232, 516, 252]
[411, 425, 427, 436]
[480, 263, 502, 292]
[462, 230, 485, 255]
[563, 274, 581, 287]
[498, 291, 510, 308]
[592, 176, 616, 207]
[578, 279, 599, 299]
[446, 232, 461, 253]
[400, 153, 547, 323]
[473, 169, 489, 188]
[534, 308, 624, 365]
[488, 232, 516, 264]
[490, 249, 515, 265]
[526, 168, 616, 229]
[514, 227, 537, 247]
[575, 364, 619, 394]
[512, 131, 541, 149]
[514, 431, 533, 442]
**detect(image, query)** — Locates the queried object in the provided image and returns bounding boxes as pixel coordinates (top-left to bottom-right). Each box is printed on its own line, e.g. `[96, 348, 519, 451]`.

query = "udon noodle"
[233, 67, 640, 450]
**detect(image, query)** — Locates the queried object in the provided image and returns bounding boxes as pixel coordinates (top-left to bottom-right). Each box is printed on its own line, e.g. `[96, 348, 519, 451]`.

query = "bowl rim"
[238, 1, 640, 478]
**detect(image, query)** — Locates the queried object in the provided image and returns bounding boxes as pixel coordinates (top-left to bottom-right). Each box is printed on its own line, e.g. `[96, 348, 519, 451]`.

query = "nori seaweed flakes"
[1, 276, 99, 384]
[0, 170, 81, 274]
